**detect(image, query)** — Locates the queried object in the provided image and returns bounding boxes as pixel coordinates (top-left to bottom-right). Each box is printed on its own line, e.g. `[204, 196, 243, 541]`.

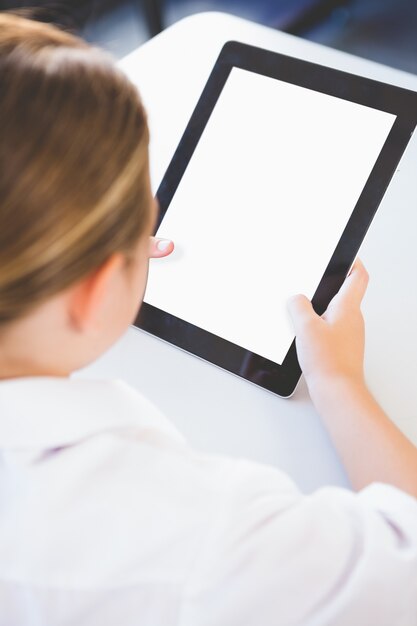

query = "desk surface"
[79, 12, 417, 492]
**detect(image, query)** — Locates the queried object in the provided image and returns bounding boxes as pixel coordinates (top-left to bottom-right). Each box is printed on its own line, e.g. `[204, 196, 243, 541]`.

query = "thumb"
[330, 258, 369, 314]
[287, 294, 318, 333]
[149, 236, 174, 258]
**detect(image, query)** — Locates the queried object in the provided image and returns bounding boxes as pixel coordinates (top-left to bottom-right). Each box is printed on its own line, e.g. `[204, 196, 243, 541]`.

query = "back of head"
[0, 13, 150, 326]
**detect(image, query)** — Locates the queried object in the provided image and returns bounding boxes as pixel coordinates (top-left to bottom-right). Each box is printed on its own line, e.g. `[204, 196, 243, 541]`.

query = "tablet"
[134, 41, 417, 398]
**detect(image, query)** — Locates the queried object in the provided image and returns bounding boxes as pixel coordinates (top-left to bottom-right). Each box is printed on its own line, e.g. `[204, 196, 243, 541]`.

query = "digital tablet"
[134, 41, 417, 398]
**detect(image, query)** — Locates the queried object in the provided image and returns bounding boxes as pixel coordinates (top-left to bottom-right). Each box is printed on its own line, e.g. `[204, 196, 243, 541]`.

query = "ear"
[68, 253, 125, 331]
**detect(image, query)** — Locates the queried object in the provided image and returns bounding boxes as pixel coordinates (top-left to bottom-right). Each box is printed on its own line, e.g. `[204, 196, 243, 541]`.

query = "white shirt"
[0, 377, 416, 626]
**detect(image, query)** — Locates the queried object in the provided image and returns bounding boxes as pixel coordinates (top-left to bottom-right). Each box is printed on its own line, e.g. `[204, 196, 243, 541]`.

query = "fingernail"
[157, 239, 171, 251]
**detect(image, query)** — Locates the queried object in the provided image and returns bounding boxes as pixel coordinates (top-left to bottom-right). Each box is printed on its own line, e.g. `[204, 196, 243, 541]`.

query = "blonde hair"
[0, 13, 151, 325]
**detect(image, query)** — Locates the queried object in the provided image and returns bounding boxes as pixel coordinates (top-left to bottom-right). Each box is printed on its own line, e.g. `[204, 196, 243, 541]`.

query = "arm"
[288, 260, 417, 498]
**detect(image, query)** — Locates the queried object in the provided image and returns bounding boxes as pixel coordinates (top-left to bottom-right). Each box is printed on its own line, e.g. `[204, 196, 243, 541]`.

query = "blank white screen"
[144, 67, 396, 364]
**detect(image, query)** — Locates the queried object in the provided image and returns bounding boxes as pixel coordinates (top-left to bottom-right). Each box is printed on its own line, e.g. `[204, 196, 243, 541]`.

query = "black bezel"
[135, 40, 417, 398]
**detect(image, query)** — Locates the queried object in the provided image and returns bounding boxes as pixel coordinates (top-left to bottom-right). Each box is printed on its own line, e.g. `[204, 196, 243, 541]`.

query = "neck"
[0, 316, 72, 380]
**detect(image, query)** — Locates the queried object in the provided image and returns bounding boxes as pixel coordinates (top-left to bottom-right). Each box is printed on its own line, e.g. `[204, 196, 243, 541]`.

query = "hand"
[289, 261, 417, 498]
[287, 259, 369, 391]
[149, 236, 174, 258]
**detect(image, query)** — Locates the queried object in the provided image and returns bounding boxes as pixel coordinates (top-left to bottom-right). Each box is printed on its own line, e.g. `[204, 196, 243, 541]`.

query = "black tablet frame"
[134, 40, 417, 398]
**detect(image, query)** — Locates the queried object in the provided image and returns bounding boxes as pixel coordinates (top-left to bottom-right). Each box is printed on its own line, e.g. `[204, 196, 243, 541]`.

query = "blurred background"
[0, 0, 416, 72]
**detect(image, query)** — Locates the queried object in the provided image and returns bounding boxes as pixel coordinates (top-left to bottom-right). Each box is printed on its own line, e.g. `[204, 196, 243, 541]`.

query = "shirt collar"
[0, 376, 185, 449]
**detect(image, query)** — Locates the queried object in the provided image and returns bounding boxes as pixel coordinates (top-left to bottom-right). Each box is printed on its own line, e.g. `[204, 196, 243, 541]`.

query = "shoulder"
[180, 477, 417, 626]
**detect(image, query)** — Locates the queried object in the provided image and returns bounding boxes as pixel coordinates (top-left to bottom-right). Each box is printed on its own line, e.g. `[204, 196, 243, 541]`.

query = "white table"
[79, 12, 417, 492]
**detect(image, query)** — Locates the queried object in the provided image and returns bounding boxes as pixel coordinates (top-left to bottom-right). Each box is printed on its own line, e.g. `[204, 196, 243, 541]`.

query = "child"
[0, 13, 416, 626]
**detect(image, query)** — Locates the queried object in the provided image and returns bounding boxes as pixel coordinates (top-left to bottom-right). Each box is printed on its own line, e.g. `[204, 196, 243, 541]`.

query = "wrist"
[306, 373, 369, 406]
